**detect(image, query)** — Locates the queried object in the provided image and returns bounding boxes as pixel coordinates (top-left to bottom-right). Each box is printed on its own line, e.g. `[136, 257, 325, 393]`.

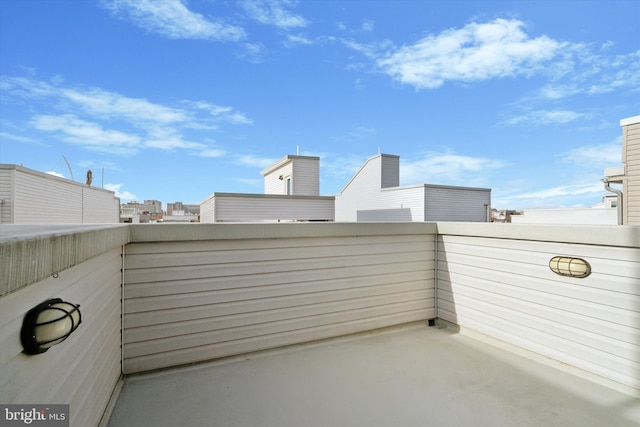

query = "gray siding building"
[334, 154, 491, 222]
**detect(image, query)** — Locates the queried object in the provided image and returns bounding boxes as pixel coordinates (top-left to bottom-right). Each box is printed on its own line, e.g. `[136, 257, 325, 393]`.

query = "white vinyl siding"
[335, 156, 385, 221]
[264, 162, 293, 194]
[424, 186, 490, 221]
[82, 186, 120, 223]
[199, 194, 215, 223]
[4, 221, 639, 422]
[292, 157, 320, 195]
[122, 224, 436, 374]
[380, 154, 400, 188]
[335, 155, 490, 222]
[262, 156, 320, 196]
[0, 165, 120, 224]
[357, 186, 424, 221]
[200, 193, 334, 222]
[15, 169, 82, 222]
[0, 248, 123, 427]
[436, 228, 640, 391]
[0, 168, 14, 223]
[624, 122, 640, 224]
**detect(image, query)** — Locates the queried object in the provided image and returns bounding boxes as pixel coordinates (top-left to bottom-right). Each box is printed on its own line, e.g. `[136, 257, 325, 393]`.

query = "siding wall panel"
[436, 232, 640, 391]
[0, 168, 14, 223]
[424, 186, 490, 221]
[123, 231, 436, 374]
[0, 248, 122, 427]
[292, 157, 320, 195]
[624, 121, 640, 224]
[200, 194, 334, 222]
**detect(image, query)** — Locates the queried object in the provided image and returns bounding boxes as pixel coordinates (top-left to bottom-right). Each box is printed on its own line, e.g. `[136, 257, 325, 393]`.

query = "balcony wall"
[0, 225, 128, 427]
[436, 223, 640, 393]
[1, 222, 638, 427]
[122, 223, 436, 374]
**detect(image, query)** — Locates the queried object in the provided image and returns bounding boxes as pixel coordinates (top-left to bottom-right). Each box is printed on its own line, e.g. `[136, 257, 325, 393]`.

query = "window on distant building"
[286, 177, 291, 195]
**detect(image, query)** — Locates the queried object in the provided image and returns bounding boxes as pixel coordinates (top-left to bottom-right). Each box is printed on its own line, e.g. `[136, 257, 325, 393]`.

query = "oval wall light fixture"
[20, 298, 82, 355]
[549, 256, 591, 278]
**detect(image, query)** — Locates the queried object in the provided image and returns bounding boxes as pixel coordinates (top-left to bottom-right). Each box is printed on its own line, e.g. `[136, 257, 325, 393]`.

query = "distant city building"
[144, 200, 163, 214]
[490, 209, 522, 223]
[166, 202, 199, 216]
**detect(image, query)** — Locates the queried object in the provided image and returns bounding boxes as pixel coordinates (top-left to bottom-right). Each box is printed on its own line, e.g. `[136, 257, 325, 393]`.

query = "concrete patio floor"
[107, 322, 640, 427]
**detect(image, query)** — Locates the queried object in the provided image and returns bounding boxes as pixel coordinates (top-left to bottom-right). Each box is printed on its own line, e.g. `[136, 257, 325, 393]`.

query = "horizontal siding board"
[438, 266, 640, 329]
[124, 233, 432, 254]
[439, 238, 639, 286]
[124, 298, 432, 358]
[125, 240, 431, 269]
[125, 249, 431, 285]
[425, 187, 490, 222]
[438, 279, 639, 351]
[124, 267, 432, 302]
[437, 301, 640, 389]
[438, 252, 638, 299]
[437, 290, 640, 366]
[123, 309, 432, 373]
[0, 248, 122, 427]
[125, 287, 433, 343]
[439, 234, 639, 262]
[123, 232, 435, 373]
[436, 232, 640, 392]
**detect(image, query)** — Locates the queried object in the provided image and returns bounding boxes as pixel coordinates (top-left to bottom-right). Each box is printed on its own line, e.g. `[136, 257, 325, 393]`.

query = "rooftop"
[1, 222, 638, 427]
[108, 322, 640, 427]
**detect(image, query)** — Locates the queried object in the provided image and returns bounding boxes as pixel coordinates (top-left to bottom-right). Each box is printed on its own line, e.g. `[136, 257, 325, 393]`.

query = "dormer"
[261, 155, 320, 196]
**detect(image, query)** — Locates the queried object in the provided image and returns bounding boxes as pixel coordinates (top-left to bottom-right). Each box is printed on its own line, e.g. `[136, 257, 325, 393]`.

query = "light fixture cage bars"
[20, 298, 82, 355]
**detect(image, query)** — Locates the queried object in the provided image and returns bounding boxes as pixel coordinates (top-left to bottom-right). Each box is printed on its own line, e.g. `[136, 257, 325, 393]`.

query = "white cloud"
[493, 179, 608, 209]
[237, 42, 269, 64]
[511, 182, 604, 200]
[183, 100, 253, 125]
[534, 49, 640, 100]
[104, 183, 137, 201]
[62, 88, 187, 124]
[285, 34, 313, 46]
[375, 18, 561, 89]
[3, 76, 251, 156]
[401, 152, 506, 186]
[334, 126, 377, 142]
[0, 132, 40, 144]
[239, 0, 307, 29]
[361, 19, 375, 32]
[503, 109, 587, 126]
[560, 140, 622, 168]
[32, 114, 141, 155]
[102, 0, 245, 41]
[235, 154, 278, 168]
[197, 148, 227, 158]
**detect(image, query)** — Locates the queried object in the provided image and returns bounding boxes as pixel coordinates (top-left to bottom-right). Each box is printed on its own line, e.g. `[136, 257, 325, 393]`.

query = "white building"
[603, 114, 640, 225]
[262, 155, 320, 196]
[334, 154, 491, 222]
[514, 114, 639, 225]
[0, 164, 120, 224]
[202, 153, 491, 223]
[200, 155, 335, 223]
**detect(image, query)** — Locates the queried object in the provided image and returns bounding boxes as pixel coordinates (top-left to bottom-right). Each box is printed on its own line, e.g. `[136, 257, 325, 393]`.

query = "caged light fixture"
[20, 298, 82, 355]
[549, 256, 591, 278]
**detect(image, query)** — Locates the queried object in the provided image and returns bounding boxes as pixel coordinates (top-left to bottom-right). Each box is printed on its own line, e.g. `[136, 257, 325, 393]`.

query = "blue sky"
[1, 0, 638, 210]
